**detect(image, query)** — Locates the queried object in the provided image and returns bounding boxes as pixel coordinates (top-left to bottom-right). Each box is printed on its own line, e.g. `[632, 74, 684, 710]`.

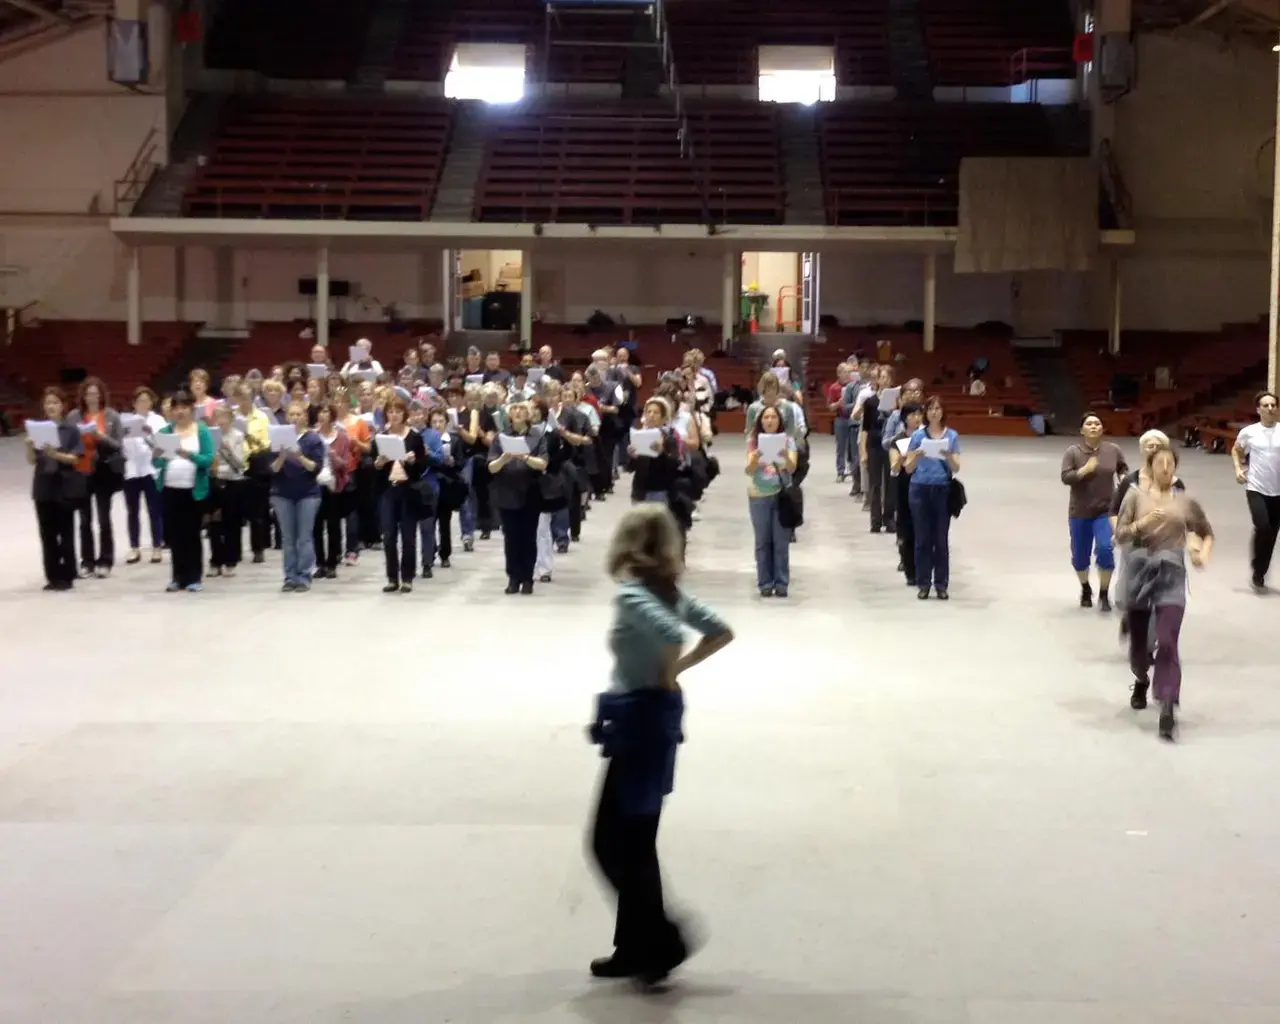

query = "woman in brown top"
[1114, 447, 1213, 741]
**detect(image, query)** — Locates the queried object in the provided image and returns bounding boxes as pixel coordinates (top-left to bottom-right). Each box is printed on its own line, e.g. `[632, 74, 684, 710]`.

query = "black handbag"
[408, 478, 439, 519]
[437, 470, 469, 512]
[777, 481, 805, 529]
[948, 478, 968, 518]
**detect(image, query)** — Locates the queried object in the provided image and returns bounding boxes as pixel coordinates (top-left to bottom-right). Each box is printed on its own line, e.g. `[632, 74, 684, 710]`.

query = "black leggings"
[163, 488, 204, 587]
[35, 500, 76, 586]
[313, 488, 346, 570]
[208, 479, 245, 569]
[77, 472, 116, 568]
[590, 758, 683, 966]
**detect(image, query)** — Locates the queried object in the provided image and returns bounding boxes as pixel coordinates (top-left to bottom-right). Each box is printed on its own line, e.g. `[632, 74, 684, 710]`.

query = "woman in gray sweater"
[66, 376, 124, 577]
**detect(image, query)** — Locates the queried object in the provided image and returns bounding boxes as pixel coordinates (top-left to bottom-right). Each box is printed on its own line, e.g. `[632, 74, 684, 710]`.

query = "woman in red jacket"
[312, 400, 352, 579]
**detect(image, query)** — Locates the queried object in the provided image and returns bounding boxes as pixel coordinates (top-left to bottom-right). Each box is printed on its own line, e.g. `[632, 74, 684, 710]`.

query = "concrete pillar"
[441, 248, 455, 337]
[923, 252, 937, 354]
[721, 248, 739, 346]
[126, 245, 142, 345]
[1109, 258, 1123, 356]
[315, 246, 330, 351]
[521, 250, 534, 350]
[212, 246, 242, 331]
[173, 245, 186, 322]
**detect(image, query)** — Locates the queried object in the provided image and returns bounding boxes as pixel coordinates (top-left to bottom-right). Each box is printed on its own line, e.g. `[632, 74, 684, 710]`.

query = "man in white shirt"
[1232, 390, 1280, 592]
[340, 339, 384, 378]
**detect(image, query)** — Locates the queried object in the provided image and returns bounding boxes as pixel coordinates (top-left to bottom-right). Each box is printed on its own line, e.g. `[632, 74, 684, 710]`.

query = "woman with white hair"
[587, 504, 733, 985]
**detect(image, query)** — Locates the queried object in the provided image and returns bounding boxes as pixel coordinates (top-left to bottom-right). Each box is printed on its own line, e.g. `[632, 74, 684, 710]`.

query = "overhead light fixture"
[1274, 43, 1279, 51]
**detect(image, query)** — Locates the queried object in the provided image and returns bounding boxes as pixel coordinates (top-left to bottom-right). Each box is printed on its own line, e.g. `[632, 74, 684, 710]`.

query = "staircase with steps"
[1014, 346, 1083, 433]
[348, 0, 415, 92]
[151, 330, 243, 395]
[886, 0, 934, 100]
[778, 106, 825, 226]
[133, 93, 228, 218]
[430, 102, 489, 221]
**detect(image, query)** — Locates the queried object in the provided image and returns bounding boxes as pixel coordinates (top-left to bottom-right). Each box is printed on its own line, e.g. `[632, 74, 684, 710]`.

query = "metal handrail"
[112, 125, 161, 214]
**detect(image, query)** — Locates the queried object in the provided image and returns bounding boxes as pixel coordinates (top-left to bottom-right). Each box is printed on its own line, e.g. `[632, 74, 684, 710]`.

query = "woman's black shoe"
[520, 580, 534, 595]
[1130, 678, 1149, 710]
[905, 576, 916, 586]
[439, 557, 451, 568]
[480, 530, 491, 540]
[590, 955, 638, 979]
[1158, 702, 1176, 741]
[1098, 592, 1112, 613]
[504, 580, 519, 594]
[935, 588, 949, 600]
[917, 587, 930, 600]
[1080, 583, 1093, 608]
[421, 566, 433, 579]
[382, 582, 400, 593]
[400, 582, 413, 594]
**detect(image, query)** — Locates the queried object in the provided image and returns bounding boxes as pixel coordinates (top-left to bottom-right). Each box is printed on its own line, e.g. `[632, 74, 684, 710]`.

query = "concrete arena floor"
[0, 434, 1276, 1024]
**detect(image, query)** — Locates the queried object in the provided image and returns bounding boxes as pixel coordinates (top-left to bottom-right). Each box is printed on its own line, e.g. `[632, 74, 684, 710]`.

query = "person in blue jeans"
[269, 400, 326, 593]
[904, 396, 962, 601]
[411, 418, 447, 580]
[746, 405, 798, 597]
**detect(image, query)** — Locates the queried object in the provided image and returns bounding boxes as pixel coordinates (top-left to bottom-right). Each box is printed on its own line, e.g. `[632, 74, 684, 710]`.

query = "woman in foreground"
[588, 505, 734, 986]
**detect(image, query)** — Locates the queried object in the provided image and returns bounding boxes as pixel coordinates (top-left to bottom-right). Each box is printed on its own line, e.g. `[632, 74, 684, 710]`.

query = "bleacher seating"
[923, 0, 1073, 87]
[818, 102, 1069, 226]
[391, 0, 538, 83]
[183, 97, 455, 221]
[472, 99, 784, 225]
[0, 322, 195, 423]
[204, 0, 372, 81]
[213, 322, 444, 383]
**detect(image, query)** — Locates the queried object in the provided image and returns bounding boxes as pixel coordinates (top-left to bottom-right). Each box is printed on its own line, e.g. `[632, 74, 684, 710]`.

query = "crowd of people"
[24, 338, 724, 596]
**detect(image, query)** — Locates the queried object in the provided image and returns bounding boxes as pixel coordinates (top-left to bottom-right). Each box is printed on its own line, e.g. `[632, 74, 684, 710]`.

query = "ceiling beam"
[0, 0, 70, 25]
[1188, 0, 1244, 26]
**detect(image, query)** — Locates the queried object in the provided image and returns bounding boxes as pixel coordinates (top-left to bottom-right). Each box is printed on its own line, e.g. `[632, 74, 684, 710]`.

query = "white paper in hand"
[25, 419, 60, 449]
[877, 386, 902, 413]
[499, 434, 530, 456]
[629, 427, 662, 457]
[375, 433, 407, 461]
[209, 426, 223, 450]
[894, 437, 910, 456]
[152, 432, 181, 457]
[770, 366, 790, 384]
[921, 437, 950, 459]
[120, 412, 146, 437]
[348, 345, 366, 365]
[756, 431, 788, 465]
[307, 363, 328, 379]
[268, 424, 299, 452]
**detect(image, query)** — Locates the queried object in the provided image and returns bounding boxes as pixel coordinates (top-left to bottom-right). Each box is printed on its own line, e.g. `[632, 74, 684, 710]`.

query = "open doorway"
[445, 43, 527, 104]
[456, 250, 523, 330]
[741, 252, 800, 331]
[757, 45, 836, 105]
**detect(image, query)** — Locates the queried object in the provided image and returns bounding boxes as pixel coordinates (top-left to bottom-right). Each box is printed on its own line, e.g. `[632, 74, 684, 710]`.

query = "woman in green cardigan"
[153, 390, 215, 592]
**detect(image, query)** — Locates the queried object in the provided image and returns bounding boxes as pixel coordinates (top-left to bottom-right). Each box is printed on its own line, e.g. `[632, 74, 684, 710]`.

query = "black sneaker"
[520, 580, 534, 595]
[504, 580, 519, 594]
[774, 586, 788, 598]
[281, 582, 297, 593]
[917, 587, 930, 600]
[1080, 583, 1093, 608]
[382, 582, 400, 593]
[1158, 702, 1176, 741]
[1098, 592, 1112, 613]
[1130, 678, 1149, 710]
[421, 566, 433, 579]
[1252, 575, 1267, 594]
[590, 955, 639, 979]
[253, 552, 265, 564]
[759, 586, 773, 598]
[439, 557, 451, 569]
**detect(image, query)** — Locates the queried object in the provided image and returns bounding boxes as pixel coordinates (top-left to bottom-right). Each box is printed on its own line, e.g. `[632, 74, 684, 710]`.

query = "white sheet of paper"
[527, 367, 545, 386]
[447, 407, 459, 427]
[770, 366, 790, 383]
[629, 427, 662, 457]
[25, 419, 60, 449]
[756, 432, 788, 464]
[360, 412, 375, 424]
[76, 420, 97, 434]
[152, 432, 180, 457]
[921, 437, 950, 459]
[499, 434, 530, 456]
[269, 424, 299, 452]
[375, 433, 407, 461]
[307, 363, 328, 379]
[895, 437, 910, 456]
[209, 427, 223, 450]
[348, 345, 366, 365]
[466, 373, 484, 386]
[119, 412, 145, 436]
[877, 387, 902, 413]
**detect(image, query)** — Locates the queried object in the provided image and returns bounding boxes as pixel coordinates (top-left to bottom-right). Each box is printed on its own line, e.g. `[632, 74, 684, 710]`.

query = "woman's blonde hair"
[607, 505, 684, 589]
[1138, 429, 1170, 451]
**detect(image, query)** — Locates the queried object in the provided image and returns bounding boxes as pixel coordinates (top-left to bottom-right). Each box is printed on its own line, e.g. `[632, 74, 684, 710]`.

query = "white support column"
[1109, 258, 1123, 356]
[126, 245, 142, 346]
[521, 250, 534, 350]
[315, 246, 330, 351]
[1269, 31, 1280, 391]
[721, 248, 738, 347]
[923, 252, 937, 354]
[441, 249, 454, 336]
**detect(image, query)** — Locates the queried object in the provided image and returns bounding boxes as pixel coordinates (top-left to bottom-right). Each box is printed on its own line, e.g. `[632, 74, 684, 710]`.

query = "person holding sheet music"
[121, 386, 166, 565]
[746, 405, 798, 598]
[904, 397, 961, 601]
[373, 398, 427, 593]
[188, 369, 217, 423]
[429, 408, 463, 568]
[27, 387, 85, 591]
[311, 401, 352, 580]
[66, 376, 124, 579]
[208, 404, 247, 577]
[410, 408, 448, 581]
[230, 383, 273, 563]
[269, 401, 326, 593]
[153, 390, 216, 593]
[338, 394, 375, 564]
[488, 400, 549, 595]
[627, 398, 681, 506]
[261, 379, 289, 425]
[341, 339, 383, 378]
[888, 402, 926, 588]
[860, 365, 900, 535]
